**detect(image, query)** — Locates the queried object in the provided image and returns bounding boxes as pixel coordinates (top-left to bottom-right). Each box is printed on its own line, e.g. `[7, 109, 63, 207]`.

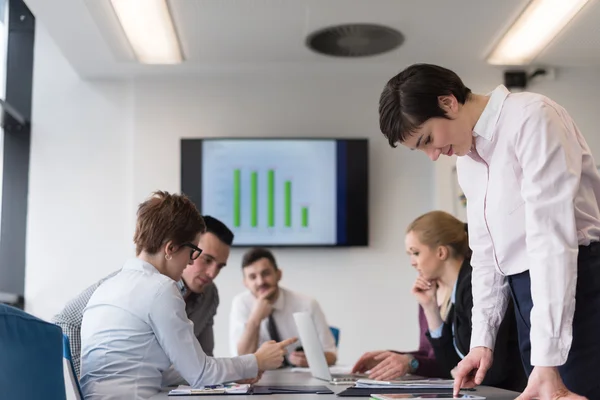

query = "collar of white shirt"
[127, 259, 191, 298]
[123, 258, 160, 274]
[472, 85, 510, 141]
[123, 258, 179, 286]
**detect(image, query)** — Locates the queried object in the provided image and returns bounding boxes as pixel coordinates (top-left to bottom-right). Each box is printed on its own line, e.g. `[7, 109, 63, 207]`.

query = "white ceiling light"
[110, 0, 183, 64]
[487, 0, 591, 65]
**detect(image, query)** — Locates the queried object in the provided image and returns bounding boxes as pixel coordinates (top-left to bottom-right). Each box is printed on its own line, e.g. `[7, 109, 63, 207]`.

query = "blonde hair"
[406, 210, 469, 260]
[407, 211, 469, 321]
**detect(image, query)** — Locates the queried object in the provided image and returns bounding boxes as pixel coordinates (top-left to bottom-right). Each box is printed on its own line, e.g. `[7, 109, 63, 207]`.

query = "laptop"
[293, 312, 366, 385]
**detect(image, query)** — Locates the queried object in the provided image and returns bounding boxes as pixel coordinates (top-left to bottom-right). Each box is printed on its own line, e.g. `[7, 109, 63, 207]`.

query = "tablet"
[370, 394, 486, 400]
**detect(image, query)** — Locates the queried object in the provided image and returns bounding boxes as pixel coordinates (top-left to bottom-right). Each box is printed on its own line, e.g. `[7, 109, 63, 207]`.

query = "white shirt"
[457, 85, 600, 366]
[229, 287, 337, 357]
[80, 259, 257, 400]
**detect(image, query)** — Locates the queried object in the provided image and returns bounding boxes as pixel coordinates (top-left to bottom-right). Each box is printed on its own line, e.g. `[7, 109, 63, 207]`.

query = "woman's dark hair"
[133, 191, 205, 255]
[241, 247, 278, 271]
[379, 63, 472, 147]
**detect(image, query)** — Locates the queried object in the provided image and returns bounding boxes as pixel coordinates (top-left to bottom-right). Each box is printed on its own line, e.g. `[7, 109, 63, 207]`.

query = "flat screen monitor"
[181, 138, 368, 247]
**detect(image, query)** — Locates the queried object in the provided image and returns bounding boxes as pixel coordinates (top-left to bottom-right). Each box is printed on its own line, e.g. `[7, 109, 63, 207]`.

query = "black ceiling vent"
[306, 23, 404, 57]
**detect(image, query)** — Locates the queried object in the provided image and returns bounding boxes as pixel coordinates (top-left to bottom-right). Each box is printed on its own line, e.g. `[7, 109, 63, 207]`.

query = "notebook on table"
[168, 383, 333, 396]
[168, 384, 251, 396]
[337, 379, 469, 398]
[255, 385, 333, 394]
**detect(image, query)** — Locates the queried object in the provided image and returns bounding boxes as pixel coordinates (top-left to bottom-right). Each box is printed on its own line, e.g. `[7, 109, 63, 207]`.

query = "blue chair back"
[0, 304, 67, 400]
[329, 326, 340, 347]
[63, 334, 84, 399]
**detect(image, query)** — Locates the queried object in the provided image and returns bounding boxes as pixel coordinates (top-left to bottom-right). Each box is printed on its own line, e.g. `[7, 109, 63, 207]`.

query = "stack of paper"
[168, 383, 251, 396]
[355, 378, 455, 389]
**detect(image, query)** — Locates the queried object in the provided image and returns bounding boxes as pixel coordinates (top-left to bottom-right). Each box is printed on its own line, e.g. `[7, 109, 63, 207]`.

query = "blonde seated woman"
[353, 211, 525, 392]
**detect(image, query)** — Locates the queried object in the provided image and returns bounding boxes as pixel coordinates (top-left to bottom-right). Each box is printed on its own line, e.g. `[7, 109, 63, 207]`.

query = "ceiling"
[22, 0, 600, 79]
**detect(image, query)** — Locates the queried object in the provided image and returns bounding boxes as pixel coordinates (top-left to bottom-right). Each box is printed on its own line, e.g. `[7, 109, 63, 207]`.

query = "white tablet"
[370, 394, 486, 400]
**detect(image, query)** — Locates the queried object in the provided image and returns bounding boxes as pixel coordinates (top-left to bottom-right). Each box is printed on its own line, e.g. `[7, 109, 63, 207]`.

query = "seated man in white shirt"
[230, 247, 337, 367]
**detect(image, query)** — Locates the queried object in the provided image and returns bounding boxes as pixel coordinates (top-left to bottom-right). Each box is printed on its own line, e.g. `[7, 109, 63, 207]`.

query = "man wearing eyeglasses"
[53, 215, 233, 378]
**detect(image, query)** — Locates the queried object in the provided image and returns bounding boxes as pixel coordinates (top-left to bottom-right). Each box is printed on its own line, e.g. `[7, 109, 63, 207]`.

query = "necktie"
[267, 313, 290, 367]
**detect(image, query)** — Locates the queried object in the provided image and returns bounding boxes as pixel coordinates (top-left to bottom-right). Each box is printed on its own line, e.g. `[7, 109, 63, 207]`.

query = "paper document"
[168, 383, 250, 395]
[356, 378, 455, 389]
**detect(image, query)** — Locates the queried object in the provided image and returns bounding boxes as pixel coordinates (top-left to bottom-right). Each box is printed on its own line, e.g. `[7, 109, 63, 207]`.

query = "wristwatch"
[408, 356, 419, 374]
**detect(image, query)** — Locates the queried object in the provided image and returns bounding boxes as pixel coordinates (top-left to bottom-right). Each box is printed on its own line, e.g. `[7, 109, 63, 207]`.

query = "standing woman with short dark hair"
[377, 64, 600, 400]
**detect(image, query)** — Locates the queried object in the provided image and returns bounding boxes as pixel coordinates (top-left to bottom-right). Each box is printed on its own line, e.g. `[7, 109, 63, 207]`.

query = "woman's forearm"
[422, 305, 444, 332]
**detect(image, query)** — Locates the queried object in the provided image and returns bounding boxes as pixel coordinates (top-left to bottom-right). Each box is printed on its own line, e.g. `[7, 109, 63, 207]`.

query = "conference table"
[149, 369, 520, 400]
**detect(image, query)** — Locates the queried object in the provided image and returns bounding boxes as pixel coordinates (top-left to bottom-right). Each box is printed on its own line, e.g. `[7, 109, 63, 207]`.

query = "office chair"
[63, 334, 84, 400]
[0, 304, 67, 400]
[329, 326, 340, 347]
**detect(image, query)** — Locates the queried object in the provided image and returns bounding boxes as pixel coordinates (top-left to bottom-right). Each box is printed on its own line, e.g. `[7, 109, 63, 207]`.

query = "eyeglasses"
[180, 243, 203, 261]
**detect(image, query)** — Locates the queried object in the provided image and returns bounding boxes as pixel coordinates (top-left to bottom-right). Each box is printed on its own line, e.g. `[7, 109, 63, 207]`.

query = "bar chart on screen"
[231, 167, 311, 229]
[201, 140, 337, 245]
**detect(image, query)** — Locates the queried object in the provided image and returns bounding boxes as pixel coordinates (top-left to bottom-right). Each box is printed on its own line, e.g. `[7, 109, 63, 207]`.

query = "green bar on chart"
[268, 170, 275, 227]
[301, 207, 309, 227]
[285, 181, 292, 227]
[251, 171, 258, 227]
[233, 169, 241, 227]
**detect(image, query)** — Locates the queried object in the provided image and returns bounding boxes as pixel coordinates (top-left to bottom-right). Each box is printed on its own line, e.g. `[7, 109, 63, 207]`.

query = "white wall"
[25, 23, 135, 319]
[26, 24, 600, 366]
[131, 75, 434, 364]
[132, 68, 600, 365]
[27, 24, 435, 364]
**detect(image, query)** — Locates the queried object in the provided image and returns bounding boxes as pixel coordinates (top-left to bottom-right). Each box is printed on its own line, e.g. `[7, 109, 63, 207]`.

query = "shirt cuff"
[239, 354, 259, 378]
[429, 324, 444, 339]
[470, 324, 497, 351]
[531, 337, 569, 366]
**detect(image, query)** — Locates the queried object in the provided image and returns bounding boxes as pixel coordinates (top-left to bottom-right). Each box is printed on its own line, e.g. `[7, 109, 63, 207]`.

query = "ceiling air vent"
[306, 23, 404, 57]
